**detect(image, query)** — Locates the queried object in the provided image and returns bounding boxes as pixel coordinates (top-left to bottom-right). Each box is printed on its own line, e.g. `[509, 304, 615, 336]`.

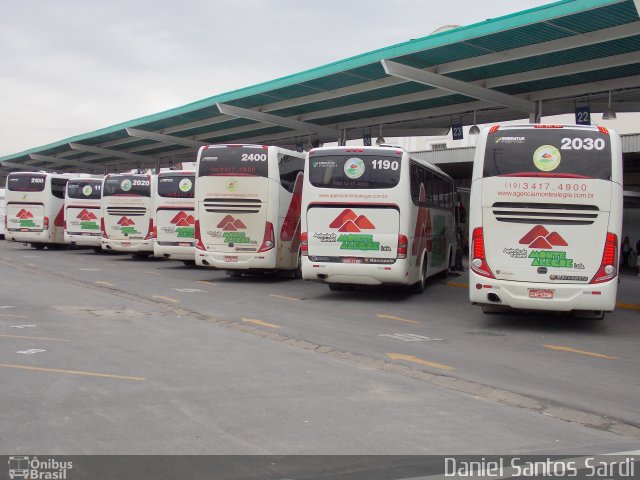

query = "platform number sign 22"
[575, 106, 591, 126]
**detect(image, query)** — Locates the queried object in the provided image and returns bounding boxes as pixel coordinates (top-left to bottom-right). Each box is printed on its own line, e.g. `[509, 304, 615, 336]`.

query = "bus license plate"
[343, 257, 362, 264]
[179, 242, 191, 247]
[529, 289, 554, 299]
[121, 242, 131, 247]
[225, 256, 238, 262]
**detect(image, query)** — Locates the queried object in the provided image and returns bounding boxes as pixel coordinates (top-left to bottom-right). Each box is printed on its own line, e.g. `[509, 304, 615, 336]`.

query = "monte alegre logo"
[217, 215, 251, 244]
[117, 216, 139, 235]
[170, 211, 195, 238]
[77, 209, 99, 230]
[519, 225, 573, 268]
[16, 209, 36, 228]
[329, 209, 379, 251]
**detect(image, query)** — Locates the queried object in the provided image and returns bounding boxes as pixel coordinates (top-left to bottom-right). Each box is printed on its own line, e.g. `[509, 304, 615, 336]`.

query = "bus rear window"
[308, 154, 401, 189]
[198, 147, 268, 177]
[7, 174, 46, 192]
[157, 174, 195, 198]
[67, 180, 102, 199]
[483, 129, 612, 179]
[103, 175, 151, 197]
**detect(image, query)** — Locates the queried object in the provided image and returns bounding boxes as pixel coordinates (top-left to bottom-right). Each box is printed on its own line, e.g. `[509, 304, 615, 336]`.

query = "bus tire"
[93, 247, 103, 253]
[183, 260, 196, 267]
[31, 243, 46, 250]
[226, 270, 242, 277]
[411, 258, 427, 294]
[131, 252, 150, 259]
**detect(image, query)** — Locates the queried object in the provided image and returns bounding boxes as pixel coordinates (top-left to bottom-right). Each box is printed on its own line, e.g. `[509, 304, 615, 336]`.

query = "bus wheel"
[411, 259, 427, 294]
[183, 260, 196, 267]
[31, 243, 46, 250]
[329, 284, 352, 291]
[93, 247, 103, 253]
[294, 253, 302, 279]
[131, 252, 150, 259]
[226, 270, 242, 277]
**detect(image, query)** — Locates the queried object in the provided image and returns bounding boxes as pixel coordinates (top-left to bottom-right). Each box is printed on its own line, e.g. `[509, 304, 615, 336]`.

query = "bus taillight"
[101, 217, 108, 239]
[590, 232, 618, 284]
[258, 222, 275, 252]
[397, 234, 408, 259]
[144, 218, 156, 240]
[43, 216, 49, 230]
[301, 232, 308, 256]
[194, 220, 206, 251]
[471, 227, 494, 278]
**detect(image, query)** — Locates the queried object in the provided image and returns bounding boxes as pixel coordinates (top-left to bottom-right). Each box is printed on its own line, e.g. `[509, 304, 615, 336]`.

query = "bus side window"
[279, 154, 304, 193]
[51, 178, 68, 199]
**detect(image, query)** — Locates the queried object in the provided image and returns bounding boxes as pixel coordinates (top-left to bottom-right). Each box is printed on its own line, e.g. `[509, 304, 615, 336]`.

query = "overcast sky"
[1, 0, 572, 157]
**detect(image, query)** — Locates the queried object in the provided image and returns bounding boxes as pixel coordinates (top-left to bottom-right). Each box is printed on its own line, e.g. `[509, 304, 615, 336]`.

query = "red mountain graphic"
[338, 220, 362, 232]
[216, 215, 246, 231]
[185, 215, 195, 225]
[217, 215, 235, 229]
[175, 218, 191, 226]
[170, 211, 188, 224]
[329, 209, 357, 229]
[519, 225, 568, 249]
[117, 217, 135, 227]
[354, 215, 375, 230]
[77, 209, 97, 221]
[170, 211, 195, 226]
[542, 153, 553, 159]
[17, 209, 33, 219]
[232, 219, 246, 229]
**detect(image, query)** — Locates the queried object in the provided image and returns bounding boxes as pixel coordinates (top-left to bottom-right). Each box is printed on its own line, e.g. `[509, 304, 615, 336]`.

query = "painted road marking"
[0, 314, 27, 318]
[0, 334, 70, 342]
[146, 271, 162, 276]
[269, 294, 300, 301]
[95, 281, 114, 287]
[197, 280, 220, 286]
[543, 344, 617, 360]
[9, 325, 36, 329]
[377, 314, 419, 325]
[0, 306, 16, 309]
[80, 268, 101, 271]
[386, 353, 455, 371]
[175, 288, 205, 293]
[241, 318, 281, 329]
[617, 302, 640, 311]
[446, 281, 468, 289]
[379, 333, 443, 342]
[17, 349, 46, 355]
[0, 363, 145, 381]
[152, 295, 180, 304]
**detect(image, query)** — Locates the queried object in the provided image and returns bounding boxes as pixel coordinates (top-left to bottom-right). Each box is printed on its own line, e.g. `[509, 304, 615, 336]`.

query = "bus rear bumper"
[65, 233, 101, 247]
[154, 244, 194, 261]
[301, 259, 408, 285]
[195, 249, 277, 270]
[6, 230, 49, 243]
[102, 239, 154, 253]
[469, 273, 618, 312]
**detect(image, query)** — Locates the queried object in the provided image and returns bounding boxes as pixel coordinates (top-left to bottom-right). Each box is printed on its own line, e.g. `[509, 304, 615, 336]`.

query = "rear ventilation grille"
[492, 202, 599, 225]
[203, 198, 262, 214]
[107, 207, 147, 216]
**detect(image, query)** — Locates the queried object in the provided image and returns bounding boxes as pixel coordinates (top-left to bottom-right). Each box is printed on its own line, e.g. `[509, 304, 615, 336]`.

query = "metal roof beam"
[68, 143, 155, 163]
[125, 128, 208, 149]
[216, 103, 342, 139]
[29, 153, 97, 169]
[382, 60, 532, 113]
[1, 161, 35, 171]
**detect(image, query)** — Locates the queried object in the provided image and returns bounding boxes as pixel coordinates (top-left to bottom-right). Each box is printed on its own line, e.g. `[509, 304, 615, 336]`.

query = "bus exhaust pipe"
[487, 293, 502, 303]
[202, 260, 210, 266]
[317, 273, 328, 280]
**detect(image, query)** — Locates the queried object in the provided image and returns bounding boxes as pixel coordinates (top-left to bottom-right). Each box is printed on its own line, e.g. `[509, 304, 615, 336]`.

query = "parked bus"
[301, 145, 455, 292]
[469, 124, 623, 318]
[101, 171, 156, 257]
[154, 169, 196, 265]
[4, 171, 72, 249]
[0, 188, 5, 239]
[194, 144, 305, 276]
[64, 175, 103, 250]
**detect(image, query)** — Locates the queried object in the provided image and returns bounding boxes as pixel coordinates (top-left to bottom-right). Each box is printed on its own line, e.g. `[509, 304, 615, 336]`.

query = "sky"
[0, 0, 617, 157]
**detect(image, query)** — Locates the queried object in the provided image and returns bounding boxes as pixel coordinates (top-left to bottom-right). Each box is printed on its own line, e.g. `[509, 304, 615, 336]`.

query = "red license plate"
[224, 256, 238, 262]
[121, 242, 131, 247]
[529, 289, 554, 299]
[343, 257, 362, 264]
[179, 242, 192, 247]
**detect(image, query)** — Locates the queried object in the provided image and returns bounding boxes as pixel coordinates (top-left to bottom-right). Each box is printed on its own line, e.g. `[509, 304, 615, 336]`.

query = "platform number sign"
[363, 133, 372, 146]
[451, 122, 464, 140]
[296, 140, 304, 153]
[575, 105, 591, 125]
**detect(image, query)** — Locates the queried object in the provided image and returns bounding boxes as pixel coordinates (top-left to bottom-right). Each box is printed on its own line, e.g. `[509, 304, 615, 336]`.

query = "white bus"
[154, 169, 196, 265]
[0, 188, 5, 239]
[301, 145, 456, 292]
[469, 124, 623, 317]
[194, 144, 305, 276]
[101, 172, 156, 257]
[4, 171, 71, 249]
[64, 176, 103, 250]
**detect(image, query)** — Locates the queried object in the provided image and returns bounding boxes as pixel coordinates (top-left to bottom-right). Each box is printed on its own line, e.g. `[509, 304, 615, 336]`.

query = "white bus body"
[154, 170, 196, 262]
[469, 124, 623, 315]
[0, 188, 5, 239]
[101, 172, 156, 255]
[5, 172, 71, 249]
[194, 144, 305, 275]
[64, 176, 103, 248]
[301, 146, 456, 291]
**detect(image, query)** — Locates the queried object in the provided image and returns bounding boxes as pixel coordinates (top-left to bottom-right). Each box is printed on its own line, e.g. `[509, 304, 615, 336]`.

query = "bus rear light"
[144, 218, 155, 240]
[598, 126, 609, 135]
[471, 227, 494, 279]
[590, 232, 617, 284]
[101, 217, 108, 239]
[43, 216, 49, 230]
[489, 125, 500, 133]
[258, 222, 275, 252]
[301, 231, 308, 256]
[194, 220, 205, 251]
[397, 234, 408, 259]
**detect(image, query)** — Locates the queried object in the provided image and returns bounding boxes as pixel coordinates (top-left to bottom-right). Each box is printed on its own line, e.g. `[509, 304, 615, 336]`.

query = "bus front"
[469, 124, 623, 315]
[154, 170, 196, 262]
[65, 178, 103, 247]
[301, 146, 405, 287]
[5, 172, 51, 245]
[194, 145, 278, 271]
[101, 173, 155, 254]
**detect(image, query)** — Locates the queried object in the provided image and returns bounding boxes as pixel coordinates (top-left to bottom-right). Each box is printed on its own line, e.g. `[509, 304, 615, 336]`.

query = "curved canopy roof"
[2, 0, 640, 174]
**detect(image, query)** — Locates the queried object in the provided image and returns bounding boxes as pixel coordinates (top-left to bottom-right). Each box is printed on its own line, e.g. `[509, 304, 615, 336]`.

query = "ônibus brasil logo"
[217, 215, 251, 244]
[329, 209, 379, 251]
[170, 211, 195, 238]
[117, 216, 139, 235]
[16, 209, 36, 228]
[77, 209, 99, 230]
[519, 225, 573, 268]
